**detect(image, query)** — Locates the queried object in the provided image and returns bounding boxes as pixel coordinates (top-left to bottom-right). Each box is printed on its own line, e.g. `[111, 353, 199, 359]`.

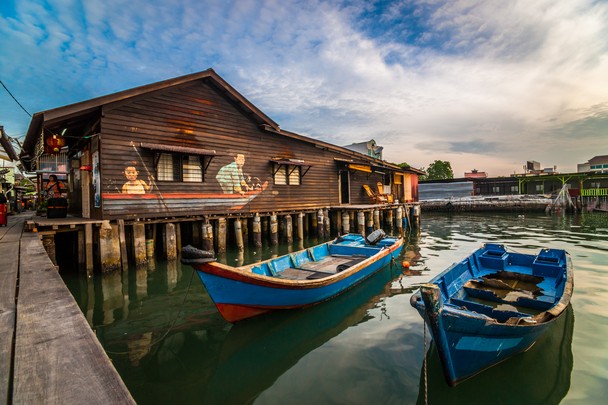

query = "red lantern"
[45, 134, 66, 154]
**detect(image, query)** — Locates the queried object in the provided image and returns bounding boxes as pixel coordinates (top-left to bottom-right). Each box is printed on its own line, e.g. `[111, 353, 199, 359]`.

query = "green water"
[62, 212, 608, 404]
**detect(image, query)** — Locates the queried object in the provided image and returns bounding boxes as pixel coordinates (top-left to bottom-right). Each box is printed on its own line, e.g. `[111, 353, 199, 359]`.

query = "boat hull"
[411, 243, 573, 386]
[190, 236, 403, 322]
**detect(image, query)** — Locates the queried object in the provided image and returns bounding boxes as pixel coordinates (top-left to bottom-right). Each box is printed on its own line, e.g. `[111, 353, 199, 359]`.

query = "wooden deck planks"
[12, 231, 134, 404]
[0, 217, 22, 405]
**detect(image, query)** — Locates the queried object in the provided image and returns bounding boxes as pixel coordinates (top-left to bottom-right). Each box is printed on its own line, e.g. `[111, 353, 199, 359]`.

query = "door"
[339, 170, 350, 204]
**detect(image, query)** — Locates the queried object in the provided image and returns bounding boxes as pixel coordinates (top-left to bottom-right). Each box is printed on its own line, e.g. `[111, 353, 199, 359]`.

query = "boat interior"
[249, 234, 397, 281]
[440, 244, 568, 322]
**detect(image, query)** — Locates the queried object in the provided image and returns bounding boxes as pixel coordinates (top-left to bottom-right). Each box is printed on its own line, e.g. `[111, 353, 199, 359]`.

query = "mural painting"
[101, 150, 268, 215]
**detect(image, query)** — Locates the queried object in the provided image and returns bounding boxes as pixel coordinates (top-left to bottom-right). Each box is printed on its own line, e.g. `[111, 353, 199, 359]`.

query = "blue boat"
[182, 231, 404, 322]
[410, 243, 573, 386]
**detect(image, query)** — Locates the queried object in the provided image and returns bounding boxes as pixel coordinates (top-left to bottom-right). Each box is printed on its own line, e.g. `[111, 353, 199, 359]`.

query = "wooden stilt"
[164, 223, 177, 260]
[341, 211, 350, 234]
[284, 215, 293, 243]
[357, 211, 365, 235]
[366, 211, 373, 234]
[132, 223, 147, 266]
[85, 223, 94, 276]
[296, 212, 304, 241]
[253, 215, 262, 248]
[396, 206, 404, 236]
[117, 219, 129, 271]
[317, 209, 324, 239]
[261, 216, 269, 241]
[373, 209, 381, 230]
[217, 218, 227, 253]
[324, 208, 330, 238]
[270, 214, 278, 246]
[202, 222, 214, 253]
[234, 218, 244, 252]
[77, 228, 86, 270]
[99, 221, 121, 272]
[386, 209, 394, 230]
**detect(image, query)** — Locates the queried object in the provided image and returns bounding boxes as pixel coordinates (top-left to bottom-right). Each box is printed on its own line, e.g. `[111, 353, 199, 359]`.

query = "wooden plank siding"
[97, 79, 347, 219]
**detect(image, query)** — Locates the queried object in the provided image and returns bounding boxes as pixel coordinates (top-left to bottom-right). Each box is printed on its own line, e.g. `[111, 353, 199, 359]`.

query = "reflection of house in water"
[19, 69, 424, 272]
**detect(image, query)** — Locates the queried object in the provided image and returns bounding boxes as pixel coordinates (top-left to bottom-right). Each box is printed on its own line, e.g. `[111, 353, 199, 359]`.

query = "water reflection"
[417, 304, 574, 405]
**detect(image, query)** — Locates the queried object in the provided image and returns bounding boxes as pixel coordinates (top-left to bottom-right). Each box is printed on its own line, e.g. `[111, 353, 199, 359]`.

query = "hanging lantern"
[45, 133, 66, 154]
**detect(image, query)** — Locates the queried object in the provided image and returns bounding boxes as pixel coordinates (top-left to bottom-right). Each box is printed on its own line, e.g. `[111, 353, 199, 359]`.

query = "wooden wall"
[95, 79, 367, 220]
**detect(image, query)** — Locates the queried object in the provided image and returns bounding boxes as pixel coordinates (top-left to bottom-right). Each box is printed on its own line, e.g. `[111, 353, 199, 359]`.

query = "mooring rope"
[104, 267, 197, 355]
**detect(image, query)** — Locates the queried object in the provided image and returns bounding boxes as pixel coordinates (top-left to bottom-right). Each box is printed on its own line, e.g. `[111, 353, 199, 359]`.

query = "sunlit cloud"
[0, 0, 607, 175]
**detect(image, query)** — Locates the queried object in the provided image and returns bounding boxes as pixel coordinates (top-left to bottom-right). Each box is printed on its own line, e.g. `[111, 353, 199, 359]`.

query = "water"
[62, 212, 608, 404]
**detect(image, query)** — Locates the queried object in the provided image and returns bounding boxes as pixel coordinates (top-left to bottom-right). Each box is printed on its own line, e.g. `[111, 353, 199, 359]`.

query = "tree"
[397, 162, 410, 169]
[422, 160, 454, 180]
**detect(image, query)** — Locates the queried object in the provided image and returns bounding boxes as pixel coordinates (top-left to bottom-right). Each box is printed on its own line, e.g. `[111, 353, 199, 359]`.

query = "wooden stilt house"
[19, 69, 422, 221]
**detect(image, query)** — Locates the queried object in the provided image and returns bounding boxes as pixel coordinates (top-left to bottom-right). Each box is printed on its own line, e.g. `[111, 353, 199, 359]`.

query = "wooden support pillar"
[117, 219, 129, 271]
[192, 221, 202, 248]
[262, 216, 269, 241]
[341, 211, 350, 234]
[253, 215, 262, 248]
[85, 223, 94, 276]
[303, 213, 309, 236]
[242, 218, 249, 247]
[357, 211, 365, 235]
[132, 223, 147, 266]
[77, 228, 86, 270]
[42, 234, 57, 266]
[234, 218, 244, 252]
[396, 206, 404, 236]
[164, 223, 177, 260]
[217, 218, 227, 253]
[373, 209, 381, 230]
[202, 222, 214, 253]
[296, 212, 305, 241]
[317, 209, 324, 239]
[366, 211, 374, 234]
[284, 214, 293, 243]
[99, 221, 121, 272]
[176, 222, 182, 254]
[270, 214, 279, 246]
[386, 209, 394, 230]
[324, 209, 330, 238]
[311, 212, 318, 236]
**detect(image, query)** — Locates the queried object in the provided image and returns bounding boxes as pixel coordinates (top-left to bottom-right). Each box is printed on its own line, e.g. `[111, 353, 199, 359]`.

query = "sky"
[1, 0, 607, 176]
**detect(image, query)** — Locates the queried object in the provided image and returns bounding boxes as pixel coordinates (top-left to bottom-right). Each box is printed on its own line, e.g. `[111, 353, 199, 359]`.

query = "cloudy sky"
[1, 0, 607, 176]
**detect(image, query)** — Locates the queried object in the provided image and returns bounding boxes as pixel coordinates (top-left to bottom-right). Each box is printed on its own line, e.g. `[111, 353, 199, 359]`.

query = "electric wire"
[0, 80, 31, 117]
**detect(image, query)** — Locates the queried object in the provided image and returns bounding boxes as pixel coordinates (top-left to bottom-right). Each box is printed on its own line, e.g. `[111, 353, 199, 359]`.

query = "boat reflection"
[200, 260, 409, 404]
[416, 304, 574, 405]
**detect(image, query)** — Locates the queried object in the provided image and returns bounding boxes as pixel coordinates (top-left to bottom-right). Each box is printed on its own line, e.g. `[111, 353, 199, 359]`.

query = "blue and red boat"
[181, 231, 403, 322]
[410, 243, 573, 386]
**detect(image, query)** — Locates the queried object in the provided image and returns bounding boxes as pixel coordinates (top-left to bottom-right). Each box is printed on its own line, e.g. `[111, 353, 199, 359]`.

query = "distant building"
[464, 169, 487, 179]
[342, 139, 383, 160]
[578, 155, 608, 173]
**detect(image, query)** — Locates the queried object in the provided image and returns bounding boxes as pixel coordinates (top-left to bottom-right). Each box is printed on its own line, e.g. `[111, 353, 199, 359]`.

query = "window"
[492, 186, 500, 193]
[273, 163, 301, 186]
[535, 184, 543, 192]
[510, 185, 519, 192]
[156, 153, 203, 182]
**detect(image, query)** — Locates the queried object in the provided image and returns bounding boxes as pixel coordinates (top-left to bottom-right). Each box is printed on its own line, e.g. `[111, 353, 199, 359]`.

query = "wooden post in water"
[242, 218, 249, 247]
[311, 212, 318, 236]
[132, 222, 147, 266]
[217, 218, 227, 253]
[365, 211, 373, 234]
[357, 211, 365, 235]
[163, 223, 177, 260]
[302, 213, 309, 237]
[396, 206, 404, 236]
[117, 219, 129, 271]
[85, 223, 94, 275]
[341, 211, 350, 234]
[284, 214, 293, 243]
[317, 209, 324, 239]
[386, 209, 394, 231]
[253, 215, 262, 248]
[99, 221, 121, 272]
[202, 222, 214, 252]
[296, 212, 305, 241]
[373, 209, 381, 230]
[270, 214, 279, 246]
[234, 218, 244, 252]
[324, 208, 331, 238]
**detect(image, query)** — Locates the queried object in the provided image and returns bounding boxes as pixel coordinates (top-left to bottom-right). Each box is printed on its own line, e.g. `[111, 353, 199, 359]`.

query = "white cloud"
[0, 0, 607, 175]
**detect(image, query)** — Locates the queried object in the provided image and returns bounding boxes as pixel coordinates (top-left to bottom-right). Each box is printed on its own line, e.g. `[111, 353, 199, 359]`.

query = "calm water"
[62, 212, 608, 404]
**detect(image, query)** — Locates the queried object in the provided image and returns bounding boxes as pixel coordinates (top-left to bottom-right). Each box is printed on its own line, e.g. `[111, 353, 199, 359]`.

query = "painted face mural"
[122, 165, 152, 194]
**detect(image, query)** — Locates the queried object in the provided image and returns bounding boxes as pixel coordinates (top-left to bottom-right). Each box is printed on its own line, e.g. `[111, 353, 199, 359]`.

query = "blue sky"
[1, 0, 607, 176]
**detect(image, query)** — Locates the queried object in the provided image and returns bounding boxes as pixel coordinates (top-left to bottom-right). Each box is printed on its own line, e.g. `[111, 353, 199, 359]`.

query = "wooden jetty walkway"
[0, 212, 134, 404]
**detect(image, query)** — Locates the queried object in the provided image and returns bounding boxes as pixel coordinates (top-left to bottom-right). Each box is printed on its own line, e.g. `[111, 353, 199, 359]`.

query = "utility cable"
[0, 79, 32, 117]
